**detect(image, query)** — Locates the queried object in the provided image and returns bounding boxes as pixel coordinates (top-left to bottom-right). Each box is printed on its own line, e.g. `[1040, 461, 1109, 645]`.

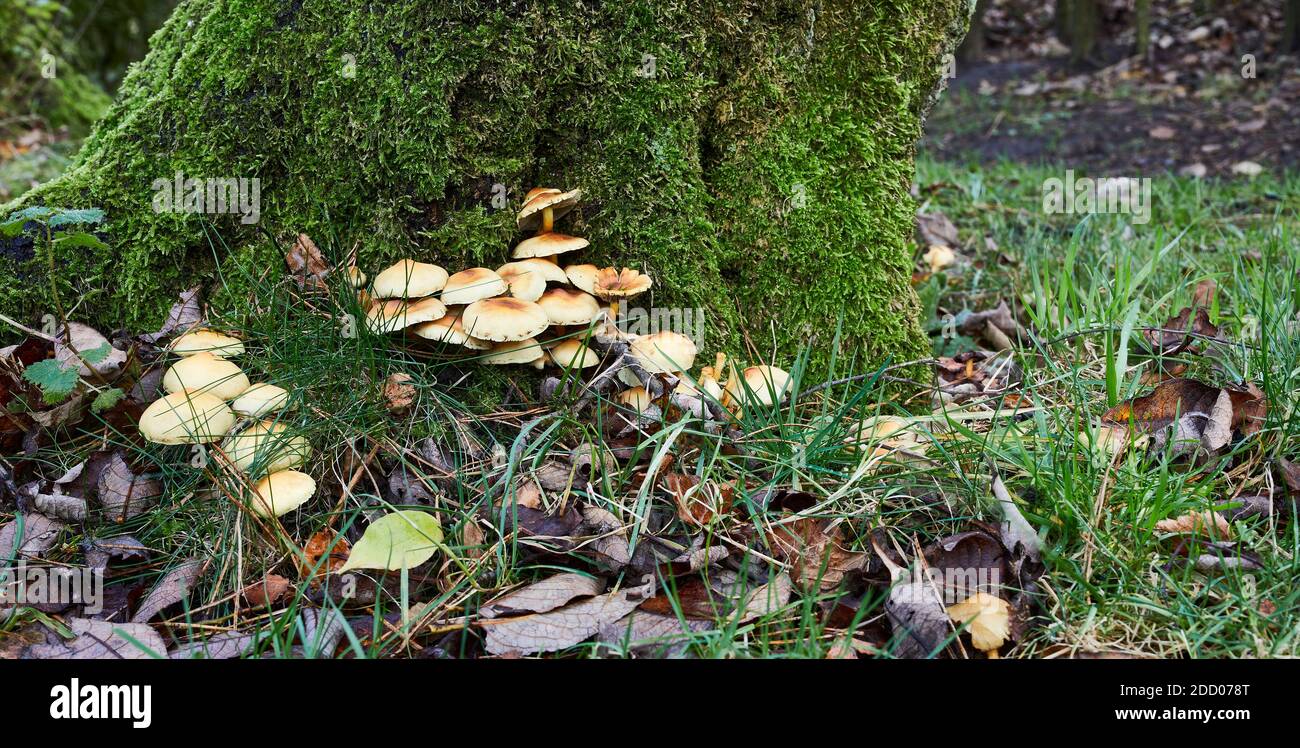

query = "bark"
[2, 0, 972, 374]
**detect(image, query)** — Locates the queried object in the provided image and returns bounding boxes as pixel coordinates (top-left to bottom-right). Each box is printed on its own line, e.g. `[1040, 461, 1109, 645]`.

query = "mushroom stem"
[541, 206, 554, 233]
[986, 650, 1000, 660]
[608, 299, 621, 324]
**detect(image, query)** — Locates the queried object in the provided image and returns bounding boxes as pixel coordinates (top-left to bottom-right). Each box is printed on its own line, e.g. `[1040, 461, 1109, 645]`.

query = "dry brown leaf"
[96, 452, 162, 522]
[286, 233, 330, 290]
[481, 576, 653, 655]
[766, 517, 866, 592]
[383, 373, 416, 415]
[479, 573, 604, 619]
[26, 618, 167, 659]
[916, 210, 959, 248]
[597, 610, 712, 658]
[1155, 511, 1232, 540]
[132, 558, 208, 623]
[1102, 378, 1233, 456]
[1143, 306, 1219, 356]
[242, 574, 291, 607]
[663, 472, 734, 527]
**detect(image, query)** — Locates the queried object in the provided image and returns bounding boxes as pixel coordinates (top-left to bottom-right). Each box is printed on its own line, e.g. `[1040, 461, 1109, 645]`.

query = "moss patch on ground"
[2, 0, 969, 375]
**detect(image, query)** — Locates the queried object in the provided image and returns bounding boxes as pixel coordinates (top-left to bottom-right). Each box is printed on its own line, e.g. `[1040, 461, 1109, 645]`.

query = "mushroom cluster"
[137, 329, 316, 518]
[351, 186, 792, 417]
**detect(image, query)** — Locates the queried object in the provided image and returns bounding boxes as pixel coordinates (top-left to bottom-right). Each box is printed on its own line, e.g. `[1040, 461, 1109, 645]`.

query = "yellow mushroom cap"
[523, 187, 561, 203]
[411, 309, 491, 349]
[462, 297, 549, 342]
[618, 386, 654, 412]
[162, 352, 250, 401]
[629, 331, 697, 373]
[495, 263, 548, 302]
[512, 232, 589, 260]
[365, 296, 448, 334]
[138, 390, 237, 445]
[172, 329, 245, 358]
[230, 383, 291, 418]
[946, 592, 1012, 653]
[676, 372, 723, 401]
[441, 267, 508, 305]
[345, 267, 367, 289]
[592, 267, 653, 300]
[249, 469, 316, 518]
[483, 339, 546, 365]
[564, 264, 602, 294]
[547, 339, 601, 369]
[500, 258, 569, 285]
[516, 188, 581, 232]
[724, 365, 792, 407]
[221, 419, 312, 474]
[537, 288, 601, 325]
[372, 259, 449, 299]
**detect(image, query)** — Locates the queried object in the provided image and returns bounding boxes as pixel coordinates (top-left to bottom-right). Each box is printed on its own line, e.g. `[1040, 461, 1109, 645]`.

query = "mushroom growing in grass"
[344, 266, 367, 289]
[172, 329, 245, 358]
[249, 469, 316, 518]
[618, 386, 655, 412]
[372, 259, 449, 299]
[364, 296, 448, 334]
[516, 187, 581, 234]
[162, 351, 251, 401]
[547, 339, 601, 369]
[946, 592, 1012, 658]
[628, 331, 698, 374]
[440, 267, 508, 305]
[231, 383, 290, 418]
[412, 309, 491, 349]
[221, 419, 312, 474]
[724, 365, 791, 409]
[592, 267, 652, 321]
[461, 297, 550, 342]
[511, 232, 589, 266]
[537, 287, 601, 326]
[138, 390, 237, 444]
[483, 339, 545, 367]
[677, 352, 726, 401]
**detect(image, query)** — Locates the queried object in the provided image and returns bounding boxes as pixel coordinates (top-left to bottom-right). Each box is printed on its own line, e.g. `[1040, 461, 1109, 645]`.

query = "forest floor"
[3, 19, 1300, 659]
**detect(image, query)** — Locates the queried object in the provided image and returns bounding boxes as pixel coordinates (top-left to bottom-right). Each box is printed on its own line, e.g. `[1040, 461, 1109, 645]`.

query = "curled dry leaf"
[139, 287, 202, 344]
[1102, 378, 1234, 456]
[915, 210, 959, 248]
[872, 539, 952, 659]
[481, 576, 654, 656]
[285, 233, 330, 290]
[766, 516, 867, 592]
[1143, 306, 1219, 356]
[663, 472, 734, 527]
[0, 511, 67, 559]
[579, 503, 631, 569]
[1155, 511, 1232, 540]
[97, 452, 162, 523]
[132, 558, 208, 623]
[480, 572, 604, 619]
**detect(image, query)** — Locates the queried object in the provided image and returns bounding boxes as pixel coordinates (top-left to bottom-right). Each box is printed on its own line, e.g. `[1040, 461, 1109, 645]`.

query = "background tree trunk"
[2, 0, 972, 373]
[1057, 0, 1105, 66]
[1285, 0, 1300, 53]
[1135, 0, 1152, 59]
[959, 0, 992, 63]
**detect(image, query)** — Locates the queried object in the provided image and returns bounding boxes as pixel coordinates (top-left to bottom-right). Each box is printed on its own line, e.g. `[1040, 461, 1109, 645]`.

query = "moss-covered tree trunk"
[3, 0, 971, 374]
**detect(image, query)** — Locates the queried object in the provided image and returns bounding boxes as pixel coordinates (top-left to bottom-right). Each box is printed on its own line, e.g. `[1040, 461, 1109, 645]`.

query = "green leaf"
[22, 359, 79, 402]
[91, 388, 126, 413]
[53, 232, 108, 251]
[338, 510, 443, 572]
[0, 218, 24, 239]
[7, 206, 54, 222]
[79, 342, 113, 365]
[47, 208, 106, 228]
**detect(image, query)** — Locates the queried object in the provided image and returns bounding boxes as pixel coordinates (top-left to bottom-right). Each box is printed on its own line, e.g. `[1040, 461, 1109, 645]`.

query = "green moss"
[2, 0, 968, 376]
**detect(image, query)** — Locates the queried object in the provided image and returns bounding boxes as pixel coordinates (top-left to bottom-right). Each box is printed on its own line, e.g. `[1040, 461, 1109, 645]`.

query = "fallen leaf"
[25, 618, 167, 659]
[242, 574, 291, 607]
[481, 576, 654, 655]
[597, 610, 712, 658]
[1143, 307, 1219, 356]
[480, 573, 604, 619]
[300, 528, 351, 582]
[82, 534, 150, 571]
[1102, 379, 1234, 456]
[285, 233, 330, 290]
[55, 322, 126, 379]
[1149, 125, 1176, 140]
[1155, 511, 1232, 540]
[139, 287, 202, 344]
[915, 210, 959, 248]
[766, 517, 866, 592]
[0, 511, 67, 559]
[132, 558, 208, 623]
[170, 631, 260, 660]
[96, 452, 162, 522]
[338, 510, 443, 572]
[663, 472, 734, 527]
[383, 373, 416, 415]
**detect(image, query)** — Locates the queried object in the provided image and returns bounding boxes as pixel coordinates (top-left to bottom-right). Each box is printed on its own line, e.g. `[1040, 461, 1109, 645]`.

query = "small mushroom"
[495, 262, 549, 302]
[946, 592, 1011, 658]
[441, 267, 508, 305]
[231, 383, 291, 418]
[564, 264, 602, 294]
[372, 259, 449, 299]
[591, 267, 652, 321]
[412, 309, 492, 349]
[483, 339, 546, 366]
[628, 331, 697, 374]
[724, 365, 791, 408]
[536, 287, 601, 326]
[547, 339, 601, 369]
[511, 233, 589, 265]
[171, 329, 245, 358]
[677, 354, 725, 401]
[249, 469, 316, 518]
[344, 266, 367, 289]
[461, 297, 550, 342]
[516, 187, 581, 233]
[364, 296, 448, 334]
[162, 351, 251, 401]
[500, 258, 569, 285]
[618, 386, 654, 412]
[138, 390, 237, 444]
[221, 419, 312, 474]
